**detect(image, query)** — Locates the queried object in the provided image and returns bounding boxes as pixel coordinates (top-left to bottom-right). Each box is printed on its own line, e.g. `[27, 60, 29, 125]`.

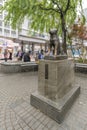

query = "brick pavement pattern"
[0, 71, 87, 130]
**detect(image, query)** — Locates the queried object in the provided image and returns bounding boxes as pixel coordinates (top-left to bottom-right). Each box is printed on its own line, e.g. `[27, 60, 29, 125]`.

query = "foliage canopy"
[1, 0, 84, 53]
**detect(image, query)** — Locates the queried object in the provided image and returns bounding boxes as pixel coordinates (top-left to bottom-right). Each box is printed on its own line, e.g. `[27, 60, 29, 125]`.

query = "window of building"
[11, 30, 16, 37]
[0, 28, 2, 33]
[11, 31, 16, 35]
[4, 22, 10, 28]
[0, 20, 2, 26]
[4, 29, 10, 34]
[4, 13, 7, 18]
[0, 14, 3, 19]
[0, 4, 2, 7]
[0, 0, 3, 4]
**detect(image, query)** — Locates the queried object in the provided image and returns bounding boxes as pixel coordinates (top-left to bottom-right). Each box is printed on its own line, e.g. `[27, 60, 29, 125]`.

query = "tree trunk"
[61, 15, 67, 54]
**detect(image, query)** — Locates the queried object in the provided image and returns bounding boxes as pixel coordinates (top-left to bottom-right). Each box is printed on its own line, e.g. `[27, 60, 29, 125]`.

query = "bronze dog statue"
[49, 29, 61, 56]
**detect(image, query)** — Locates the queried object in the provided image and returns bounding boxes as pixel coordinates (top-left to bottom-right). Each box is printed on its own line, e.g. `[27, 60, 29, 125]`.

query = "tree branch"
[51, 0, 62, 13]
[38, 4, 59, 13]
[51, 0, 63, 18]
[64, 0, 70, 14]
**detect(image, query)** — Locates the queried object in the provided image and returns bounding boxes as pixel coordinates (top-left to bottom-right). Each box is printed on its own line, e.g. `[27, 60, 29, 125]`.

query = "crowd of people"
[3, 49, 31, 62]
[3, 46, 87, 63]
[16, 50, 31, 62]
[3, 48, 53, 62]
[16, 49, 45, 62]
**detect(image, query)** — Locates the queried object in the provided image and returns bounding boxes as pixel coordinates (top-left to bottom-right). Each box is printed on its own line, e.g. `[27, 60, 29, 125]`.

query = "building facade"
[0, 0, 49, 55]
[0, 0, 18, 39]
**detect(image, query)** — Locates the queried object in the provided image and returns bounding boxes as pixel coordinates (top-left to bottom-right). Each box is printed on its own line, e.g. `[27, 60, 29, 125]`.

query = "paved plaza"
[0, 71, 87, 130]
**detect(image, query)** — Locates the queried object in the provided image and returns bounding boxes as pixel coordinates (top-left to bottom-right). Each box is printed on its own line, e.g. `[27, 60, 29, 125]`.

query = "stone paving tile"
[0, 72, 87, 130]
[10, 99, 25, 108]
[38, 114, 47, 122]
[23, 126, 32, 130]
[30, 120, 41, 130]
[24, 115, 34, 124]
[42, 117, 51, 126]
[18, 128, 23, 130]
[36, 123, 45, 130]
[42, 127, 49, 130]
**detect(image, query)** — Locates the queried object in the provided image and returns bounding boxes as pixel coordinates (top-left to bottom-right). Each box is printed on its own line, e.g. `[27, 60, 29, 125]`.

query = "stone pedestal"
[38, 59, 74, 100]
[30, 58, 80, 123]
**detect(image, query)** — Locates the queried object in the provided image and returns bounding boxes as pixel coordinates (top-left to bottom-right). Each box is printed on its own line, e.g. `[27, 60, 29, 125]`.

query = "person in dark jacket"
[23, 52, 30, 62]
[9, 50, 12, 60]
[38, 49, 44, 59]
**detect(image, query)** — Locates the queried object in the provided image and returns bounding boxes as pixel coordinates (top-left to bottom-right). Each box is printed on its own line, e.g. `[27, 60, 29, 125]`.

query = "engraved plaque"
[45, 64, 48, 79]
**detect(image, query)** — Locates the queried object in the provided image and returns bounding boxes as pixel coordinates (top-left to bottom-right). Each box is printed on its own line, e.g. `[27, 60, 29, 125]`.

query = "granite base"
[30, 86, 80, 123]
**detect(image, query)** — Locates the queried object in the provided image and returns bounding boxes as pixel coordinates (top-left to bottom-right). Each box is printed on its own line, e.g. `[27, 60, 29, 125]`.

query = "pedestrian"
[38, 49, 44, 59]
[16, 50, 22, 61]
[9, 50, 12, 60]
[23, 52, 30, 62]
[4, 49, 8, 62]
